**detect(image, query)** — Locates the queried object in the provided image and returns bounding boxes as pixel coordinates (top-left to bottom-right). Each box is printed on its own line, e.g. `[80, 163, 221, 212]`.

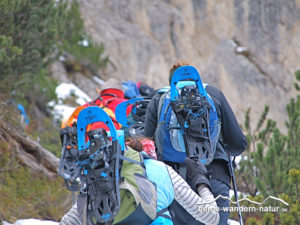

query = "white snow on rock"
[56, 83, 91, 106]
[3, 219, 59, 225]
[59, 55, 66, 62]
[48, 82, 92, 121]
[235, 46, 248, 54]
[51, 104, 76, 121]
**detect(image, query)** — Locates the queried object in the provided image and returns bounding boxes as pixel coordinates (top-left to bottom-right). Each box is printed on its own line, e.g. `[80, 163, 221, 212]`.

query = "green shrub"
[246, 217, 262, 225]
[60, 1, 108, 74]
[234, 70, 300, 224]
[0, 0, 67, 102]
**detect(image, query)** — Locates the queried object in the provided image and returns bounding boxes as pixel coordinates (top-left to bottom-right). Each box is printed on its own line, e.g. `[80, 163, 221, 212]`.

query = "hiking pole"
[228, 153, 244, 225]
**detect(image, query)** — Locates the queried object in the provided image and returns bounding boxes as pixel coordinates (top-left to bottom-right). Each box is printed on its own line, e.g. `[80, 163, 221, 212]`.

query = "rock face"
[75, 0, 300, 128]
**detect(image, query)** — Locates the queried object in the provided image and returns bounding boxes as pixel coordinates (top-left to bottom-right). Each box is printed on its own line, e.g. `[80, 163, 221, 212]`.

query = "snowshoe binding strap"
[58, 126, 81, 191]
[76, 106, 122, 224]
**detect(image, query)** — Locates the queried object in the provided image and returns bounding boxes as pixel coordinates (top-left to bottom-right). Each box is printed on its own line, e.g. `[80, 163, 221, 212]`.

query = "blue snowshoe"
[77, 106, 124, 225]
[169, 65, 220, 165]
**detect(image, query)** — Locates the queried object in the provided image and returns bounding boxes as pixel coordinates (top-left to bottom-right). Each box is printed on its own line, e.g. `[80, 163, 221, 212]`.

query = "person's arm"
[59, 204, 82, 225]
[144, 92, 161, 138]
[206, 85, 247, 156]
[166, 165, 219, 225]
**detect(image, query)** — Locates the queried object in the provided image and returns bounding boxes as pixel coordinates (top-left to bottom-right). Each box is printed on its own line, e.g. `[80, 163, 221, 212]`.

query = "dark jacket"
[144, 84, 247, 184]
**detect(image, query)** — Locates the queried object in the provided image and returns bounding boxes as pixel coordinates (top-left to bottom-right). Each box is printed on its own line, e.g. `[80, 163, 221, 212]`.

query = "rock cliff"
[59, 0, 300, 128]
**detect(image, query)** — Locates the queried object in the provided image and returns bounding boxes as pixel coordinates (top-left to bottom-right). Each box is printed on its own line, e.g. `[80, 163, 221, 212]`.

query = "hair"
[126, 136, 157, 159]
[168, 60, 193, 84]
[126, 136, 145, 152]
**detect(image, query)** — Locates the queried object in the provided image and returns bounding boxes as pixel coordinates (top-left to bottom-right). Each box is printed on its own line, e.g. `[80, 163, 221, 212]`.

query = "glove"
[185, 157, 211, 191]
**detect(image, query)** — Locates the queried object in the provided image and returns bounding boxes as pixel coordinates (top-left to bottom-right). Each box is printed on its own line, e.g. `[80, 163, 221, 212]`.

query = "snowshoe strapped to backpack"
[115, 97, 151, 137]
[58, 88, 129, 192]
[58, 104, 117, 192]
[77, 106, 123, 225]
[155, 66, 220, 165]
[76, 106, 161, 225]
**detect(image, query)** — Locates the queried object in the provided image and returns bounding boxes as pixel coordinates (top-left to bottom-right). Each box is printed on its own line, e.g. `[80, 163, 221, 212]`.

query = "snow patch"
[3, 219, 59, 225]
[78, 39, 89, 47]
[48, 82, 91, 120]
[56, 82, 91, 105]
[52, 105, 76, 121]
[235, 46, 248, 54]
[59, 55, 66, 62]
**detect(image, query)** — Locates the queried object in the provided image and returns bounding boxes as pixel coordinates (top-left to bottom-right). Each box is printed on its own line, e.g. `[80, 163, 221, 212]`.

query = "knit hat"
[140, 138, 157, 159]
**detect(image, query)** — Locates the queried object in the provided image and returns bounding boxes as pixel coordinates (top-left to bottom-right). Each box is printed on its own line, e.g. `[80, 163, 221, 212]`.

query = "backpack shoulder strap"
[157, 90, 170, 122]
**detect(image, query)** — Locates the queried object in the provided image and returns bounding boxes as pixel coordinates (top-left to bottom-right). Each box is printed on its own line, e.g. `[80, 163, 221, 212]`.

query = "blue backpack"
[122, 81, 140, 99]
[154, 66, 220, 165]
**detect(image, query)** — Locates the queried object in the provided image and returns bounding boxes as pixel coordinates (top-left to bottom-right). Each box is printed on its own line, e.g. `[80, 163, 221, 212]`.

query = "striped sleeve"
[166, 165, 219, 225]
[60, 204, 82, 225]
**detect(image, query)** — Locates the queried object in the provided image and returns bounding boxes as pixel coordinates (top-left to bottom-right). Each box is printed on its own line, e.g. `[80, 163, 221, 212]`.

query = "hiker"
[144, 60, 247, 225]
[59, 107, 220, 225]
[83, 88, 131, 130]
[58, 87, 132, 191]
